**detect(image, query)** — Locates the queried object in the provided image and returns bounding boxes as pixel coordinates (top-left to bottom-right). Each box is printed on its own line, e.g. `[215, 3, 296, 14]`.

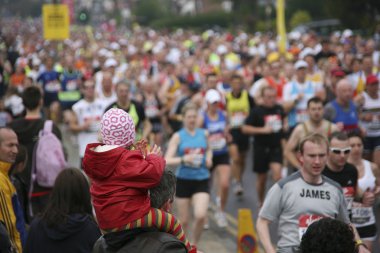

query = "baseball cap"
[342, 29, 353, 38]
[366, 75, 379, 85]
[104, 58, 117, 68]
[294, 60, 308, 70]
[331, 67, 346, 77]
[205, 89, 221, 104]
[299, 47, 315, 59]
[101, 108, 135, 147]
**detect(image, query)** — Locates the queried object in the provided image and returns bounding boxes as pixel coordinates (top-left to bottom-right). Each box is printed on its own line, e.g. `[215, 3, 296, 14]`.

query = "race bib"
[298, 214, 324, 240]
[230, 112, 247, 128]
[264, 114, 282, 133]
[45, 80, 61, 92]
[343, 187, 355, 211]
[209, 133, 227, 151]
[184, 147, 205, 168]
[296, 109, 308, 123]
[351, 206, 374, 224]
[66, 80, 78, 91]
[145, 105, 160, 118]
[367, 115, 380, 130]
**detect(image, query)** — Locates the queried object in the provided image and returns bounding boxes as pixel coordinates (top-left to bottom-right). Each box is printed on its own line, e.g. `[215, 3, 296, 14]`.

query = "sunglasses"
[330, 147, 351, 155]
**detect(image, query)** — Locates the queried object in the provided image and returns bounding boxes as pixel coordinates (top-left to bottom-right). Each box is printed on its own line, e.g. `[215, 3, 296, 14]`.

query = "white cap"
[205, 89, 221, 104]
[342, 29, 353, 38]
[110, 42, 120, 51]
[104, 58, 117, 68]
[299, 47, 315, 59]
[216, 45, 228, 55]
[294, 60, 308, 70]
[98, 48, 109, 57]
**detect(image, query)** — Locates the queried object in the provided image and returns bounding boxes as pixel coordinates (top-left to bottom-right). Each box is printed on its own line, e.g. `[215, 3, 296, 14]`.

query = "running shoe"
[233, 182, 244, 196]
[215, 211, 228, 228]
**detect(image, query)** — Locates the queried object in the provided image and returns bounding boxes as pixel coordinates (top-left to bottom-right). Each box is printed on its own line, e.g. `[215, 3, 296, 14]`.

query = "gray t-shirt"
[259, 171, 349, 253]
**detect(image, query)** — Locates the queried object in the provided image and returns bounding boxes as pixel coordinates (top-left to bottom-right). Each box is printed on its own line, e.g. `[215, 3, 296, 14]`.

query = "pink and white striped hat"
[100, 108, 135, 147]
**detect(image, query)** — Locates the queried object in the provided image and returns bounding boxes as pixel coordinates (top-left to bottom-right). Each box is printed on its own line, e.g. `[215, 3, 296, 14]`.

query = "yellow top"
[226, 90, 250, 128]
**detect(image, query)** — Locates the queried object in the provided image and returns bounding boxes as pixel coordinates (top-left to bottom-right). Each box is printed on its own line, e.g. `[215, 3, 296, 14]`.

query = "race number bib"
[45, 80, 61, 92]
[264, 114, 282, 133]
[230, 112, 247, 128]
[145, 105, 160, 118]
[296, 109, 308, 123]
[184, 147, 205, 168]
[209, 133, 227, 151]
[352, 206, 374, 225]
[298, 214, 324, 240]
[343, 187, 355, 212]
[66, 80, 78, 91]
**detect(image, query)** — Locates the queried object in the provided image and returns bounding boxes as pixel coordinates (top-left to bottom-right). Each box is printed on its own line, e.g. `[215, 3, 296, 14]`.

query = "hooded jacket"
[82, 143, 165, 230]
[24, 214, 100, 253]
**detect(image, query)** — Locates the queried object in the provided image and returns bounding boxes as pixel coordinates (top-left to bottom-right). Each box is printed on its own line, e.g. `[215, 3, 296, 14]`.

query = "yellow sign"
[276, 0, 287, 54]
[238, 209, 259, 253]
[43, 4, 70, 40]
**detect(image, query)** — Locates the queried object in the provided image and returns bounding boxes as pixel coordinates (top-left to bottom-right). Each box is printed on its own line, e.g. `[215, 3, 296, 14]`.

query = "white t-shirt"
[72, 98, 107, 157]
[282, 80, 323, 127]
[97, 90, 117, 109]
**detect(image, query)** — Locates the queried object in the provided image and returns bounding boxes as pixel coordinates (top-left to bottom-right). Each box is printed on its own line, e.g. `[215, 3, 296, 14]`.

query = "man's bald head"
[336, 79, 353, 104]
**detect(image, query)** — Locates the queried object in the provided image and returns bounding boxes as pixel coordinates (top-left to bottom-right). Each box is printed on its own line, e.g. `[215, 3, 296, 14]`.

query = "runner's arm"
[256, 217, 276, 253]
[142, 118, 152, 140]
[204, 130, 213, 169]
[68, 111, 90, 133]
[196, 113, 204, 128]
[284, 126, 302, 170]
[371, 163, 380, 197]
[165, 133, 181, 166]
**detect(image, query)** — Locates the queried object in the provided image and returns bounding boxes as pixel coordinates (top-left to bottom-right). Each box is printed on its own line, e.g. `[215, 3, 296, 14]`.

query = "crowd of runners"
[1, 17, 380, 252]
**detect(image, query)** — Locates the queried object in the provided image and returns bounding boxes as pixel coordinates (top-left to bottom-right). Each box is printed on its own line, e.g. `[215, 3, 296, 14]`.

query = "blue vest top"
[203, 110, 228, 156]
[331, 100, 359, 132]
[176, 128, 210, 180]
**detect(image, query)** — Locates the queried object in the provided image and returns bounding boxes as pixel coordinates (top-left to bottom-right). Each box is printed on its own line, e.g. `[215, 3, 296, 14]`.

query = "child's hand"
[147, 144, 162, 156]
[135, 139, 148, 157]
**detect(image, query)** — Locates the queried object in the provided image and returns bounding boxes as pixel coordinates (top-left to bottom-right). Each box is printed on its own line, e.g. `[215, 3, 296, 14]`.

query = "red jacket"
[82, 143, 165, 230]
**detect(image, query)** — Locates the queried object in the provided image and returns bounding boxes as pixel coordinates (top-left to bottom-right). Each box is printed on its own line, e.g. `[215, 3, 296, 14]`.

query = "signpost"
[43, 4, 70, 40]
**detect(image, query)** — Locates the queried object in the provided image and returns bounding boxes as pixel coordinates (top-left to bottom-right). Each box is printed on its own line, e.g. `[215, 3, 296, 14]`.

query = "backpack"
[32, 120, 67, 188]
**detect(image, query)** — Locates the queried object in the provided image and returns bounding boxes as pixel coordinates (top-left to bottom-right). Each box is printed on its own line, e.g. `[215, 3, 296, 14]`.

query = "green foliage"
[151, 12, 233, 30]
[133, 0, 169, 25]
[324, 0, 380, 29]
[255, 19, 276, 32]
[285, 0, 328, 21]
[289, 10, 312, 30]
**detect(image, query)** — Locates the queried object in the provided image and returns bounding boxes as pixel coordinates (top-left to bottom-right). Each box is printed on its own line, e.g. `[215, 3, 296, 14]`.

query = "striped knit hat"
[100, 108, 135, 147]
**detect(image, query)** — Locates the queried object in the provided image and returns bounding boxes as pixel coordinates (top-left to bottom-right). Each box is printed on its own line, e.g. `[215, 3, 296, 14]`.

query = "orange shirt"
[10, 73, 25, 86]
